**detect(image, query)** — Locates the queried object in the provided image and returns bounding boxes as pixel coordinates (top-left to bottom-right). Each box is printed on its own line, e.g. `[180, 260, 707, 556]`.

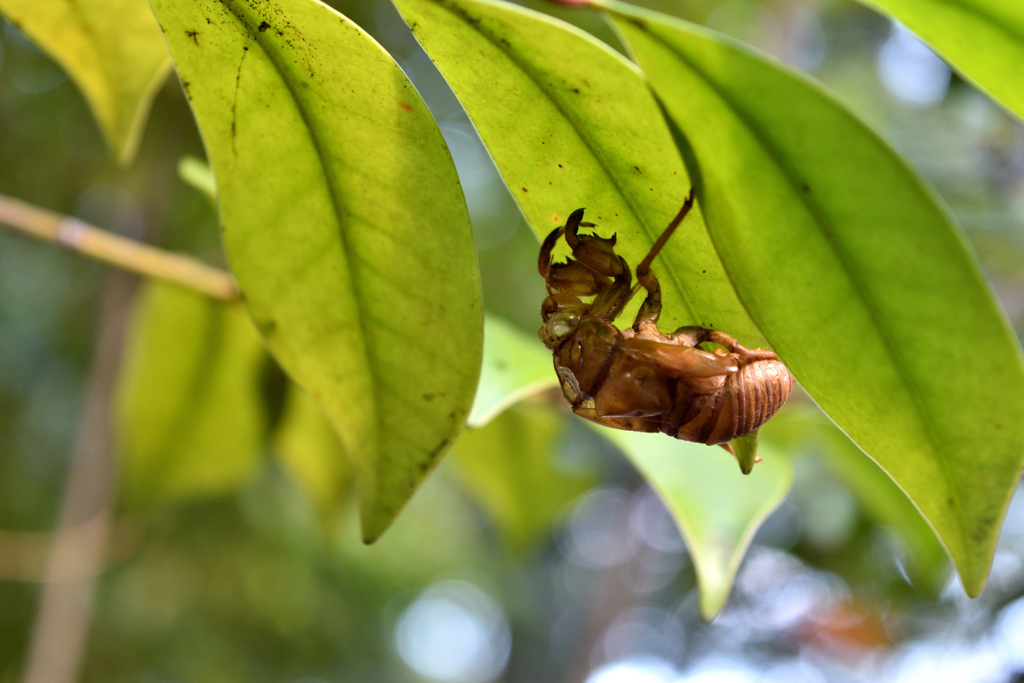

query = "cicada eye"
[540, 309, 581, 347]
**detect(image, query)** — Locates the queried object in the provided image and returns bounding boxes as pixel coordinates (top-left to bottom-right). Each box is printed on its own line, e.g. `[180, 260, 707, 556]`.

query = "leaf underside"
[607, 0, 1024, 595]
[392, 0, 762, 347]
[151, 0, 482, 541]
[393, 0, 769, 465]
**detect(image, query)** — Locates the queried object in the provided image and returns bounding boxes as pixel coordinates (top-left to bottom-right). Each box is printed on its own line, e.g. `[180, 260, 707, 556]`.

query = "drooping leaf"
[0, 0, 170, 164]
[857, 0, 1024, 122]
[469, 314, 557, 428]
[451, 402, 593, 554]
[606, 1, 1024, 595]
[115, 282, 267, 509]
[763, 407, 949, 590]
[151, 0, 482, 541]
[391, 0, 761, 349]
[601, 427, 792, 619]
[274, 384, 352, 533]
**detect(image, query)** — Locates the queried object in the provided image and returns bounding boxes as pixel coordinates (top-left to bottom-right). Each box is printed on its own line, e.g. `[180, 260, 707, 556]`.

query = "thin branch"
[0, 193, 239, 301]
[21, 275, 134, 683]
[0, 518, 140, 582]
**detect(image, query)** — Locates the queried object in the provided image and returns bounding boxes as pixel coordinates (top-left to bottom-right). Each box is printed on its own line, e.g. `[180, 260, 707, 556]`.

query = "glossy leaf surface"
[0, 0, 170, 163]
[608, 1, 1024, 595]
[468, 314, 557, 428]
[857, 0, 1024, 122]
[602, 428, 792, 619]
[451, 402, 593, 554]
[392, 0, 762, 348]
[115, 282, 266, 509]
[151, 0, 482, 541]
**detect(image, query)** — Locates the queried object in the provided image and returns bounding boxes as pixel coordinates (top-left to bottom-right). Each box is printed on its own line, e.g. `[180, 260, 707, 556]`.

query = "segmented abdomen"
[674, 357, 794, 445]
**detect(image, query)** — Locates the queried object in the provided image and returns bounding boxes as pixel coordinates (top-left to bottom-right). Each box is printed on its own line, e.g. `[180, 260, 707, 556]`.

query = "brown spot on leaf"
[399, 102, 413, 112]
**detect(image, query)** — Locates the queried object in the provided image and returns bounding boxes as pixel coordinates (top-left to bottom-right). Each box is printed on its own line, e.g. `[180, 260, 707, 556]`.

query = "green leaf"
[606, 1, 1024, 596]
[115, 282, 267, 509]
[450, 402, 593, 554]
[857, 0, 1024, 122]
[391, 0, 762, 348]
[0, 0, 170, 164]
[151, 0, 482, 541]
[274, 384, 352, 533]
[601, 428, 792, 619]
[469, 314, 558, 428]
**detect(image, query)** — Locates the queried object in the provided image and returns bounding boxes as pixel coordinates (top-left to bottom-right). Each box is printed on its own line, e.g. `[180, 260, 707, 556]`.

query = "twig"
[20, 275, 135, 683]
[0, 193, 239, 301]
[0, 518, 140, 582]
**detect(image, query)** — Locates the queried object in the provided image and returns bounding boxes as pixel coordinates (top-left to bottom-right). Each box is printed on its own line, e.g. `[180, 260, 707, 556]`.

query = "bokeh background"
[2, 0, 1024, 681]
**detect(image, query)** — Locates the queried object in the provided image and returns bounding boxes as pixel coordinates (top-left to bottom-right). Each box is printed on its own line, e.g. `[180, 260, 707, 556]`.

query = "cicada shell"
[539, 191, 794, 449]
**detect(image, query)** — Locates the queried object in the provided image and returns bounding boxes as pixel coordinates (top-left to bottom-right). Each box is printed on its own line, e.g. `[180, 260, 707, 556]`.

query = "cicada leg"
[554, 208, 636, 321]
[705, 329, 780, 362]
[632, 189, 696, 333]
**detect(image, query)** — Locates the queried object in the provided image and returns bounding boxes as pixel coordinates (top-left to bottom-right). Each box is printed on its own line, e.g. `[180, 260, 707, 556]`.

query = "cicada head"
[539, 292, 583, 348]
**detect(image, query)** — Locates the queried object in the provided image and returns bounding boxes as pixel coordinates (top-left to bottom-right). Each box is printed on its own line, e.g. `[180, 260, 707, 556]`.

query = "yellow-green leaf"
[150, 0, 482, 541]
[392, 0, 761, 348]
[0, 0, 170, 164]
[607, 0, 1024, 597]
[857, 0, 1024, 122]
[115, 282, 267, 509]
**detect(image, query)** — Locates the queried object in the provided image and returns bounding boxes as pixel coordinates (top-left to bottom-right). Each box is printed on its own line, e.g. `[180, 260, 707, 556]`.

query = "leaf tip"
[959, 564, 988, 599]
[698, 587, 728, 621]
[359, 512, 392, 545]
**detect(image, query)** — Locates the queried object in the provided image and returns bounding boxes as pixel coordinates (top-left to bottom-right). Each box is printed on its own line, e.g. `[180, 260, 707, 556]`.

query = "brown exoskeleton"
[538, 190, 794, 459]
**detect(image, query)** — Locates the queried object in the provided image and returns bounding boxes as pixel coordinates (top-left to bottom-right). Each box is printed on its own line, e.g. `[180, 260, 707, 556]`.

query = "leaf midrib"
[429, 0, 702, 326]
[625, 17, 971, 563]
[218, 0, 381, 454]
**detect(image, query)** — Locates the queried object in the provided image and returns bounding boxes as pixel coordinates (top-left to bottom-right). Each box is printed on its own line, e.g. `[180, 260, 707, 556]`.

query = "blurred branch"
[0, 518, 140, 582]
[0, 193, 239, 301]
[20, 276, 135, 683]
